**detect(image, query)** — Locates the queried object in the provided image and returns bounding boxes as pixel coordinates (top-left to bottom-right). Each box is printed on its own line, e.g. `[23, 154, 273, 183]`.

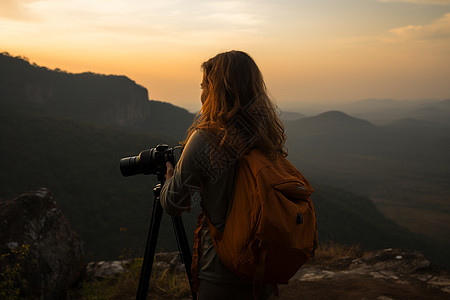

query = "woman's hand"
[165, 162, 174, 181]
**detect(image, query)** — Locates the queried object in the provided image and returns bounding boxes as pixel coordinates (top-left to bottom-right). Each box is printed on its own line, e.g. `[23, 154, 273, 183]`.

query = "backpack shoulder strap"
[225, 161, 240, 221]
[190, 210, 205, 292]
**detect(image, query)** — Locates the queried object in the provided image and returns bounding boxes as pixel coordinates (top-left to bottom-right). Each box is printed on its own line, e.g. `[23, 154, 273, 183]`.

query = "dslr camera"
[120, 144, 176, 177]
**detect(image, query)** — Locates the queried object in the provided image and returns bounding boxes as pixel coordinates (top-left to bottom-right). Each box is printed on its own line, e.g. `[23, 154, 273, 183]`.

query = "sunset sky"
[1, 0, 449, 112]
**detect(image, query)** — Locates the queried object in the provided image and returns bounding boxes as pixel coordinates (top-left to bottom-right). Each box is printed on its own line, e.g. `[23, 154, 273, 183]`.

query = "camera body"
[120, 144, 176, 177]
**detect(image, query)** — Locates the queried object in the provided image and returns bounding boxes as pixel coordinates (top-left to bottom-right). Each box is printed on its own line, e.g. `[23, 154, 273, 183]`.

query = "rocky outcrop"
[86, 251, 184, 280]
[80, 248, 450, 299]
[0, 188, 85, 300]
[282, 248, 450, 299]
[86, 259, 133, 280]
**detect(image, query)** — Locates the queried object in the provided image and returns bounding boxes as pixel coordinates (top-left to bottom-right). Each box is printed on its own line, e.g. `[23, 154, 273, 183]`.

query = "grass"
[310, 241, 365, 264]
[0, 244, 31, 300]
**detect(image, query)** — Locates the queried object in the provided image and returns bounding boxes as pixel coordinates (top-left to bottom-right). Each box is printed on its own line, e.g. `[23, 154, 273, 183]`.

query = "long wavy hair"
[183, 50, 287, 159]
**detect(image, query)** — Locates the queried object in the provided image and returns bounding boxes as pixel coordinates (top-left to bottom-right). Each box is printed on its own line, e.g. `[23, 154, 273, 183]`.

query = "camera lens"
[119, 156, 140, 177]
[120, 149, 154, 177]
[119, 144, 177, 177]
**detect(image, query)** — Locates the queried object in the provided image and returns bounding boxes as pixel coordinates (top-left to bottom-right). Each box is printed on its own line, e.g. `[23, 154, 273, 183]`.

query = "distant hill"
[279, 110, 306, 121]
[386, 117, 442, 128]
[285, 109, 449, 167]
[334, 98, 450, 125]
[284, 109, 450, 266]
[0, 52, 194, 140]
[284, 111, 377, 151]
[408, 105, 450, 124]
[287, 111, 374, 136]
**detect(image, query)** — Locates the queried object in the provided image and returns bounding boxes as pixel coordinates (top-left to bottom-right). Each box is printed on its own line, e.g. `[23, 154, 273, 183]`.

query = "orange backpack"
[191, 149, 318, 294]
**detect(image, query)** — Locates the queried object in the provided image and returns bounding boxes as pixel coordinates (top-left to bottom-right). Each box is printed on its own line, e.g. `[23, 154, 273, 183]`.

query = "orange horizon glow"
[1, 0, 449, 112]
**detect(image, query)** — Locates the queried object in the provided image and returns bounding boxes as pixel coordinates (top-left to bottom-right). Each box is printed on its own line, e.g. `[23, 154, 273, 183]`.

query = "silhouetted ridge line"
[0, 52, 194, 140]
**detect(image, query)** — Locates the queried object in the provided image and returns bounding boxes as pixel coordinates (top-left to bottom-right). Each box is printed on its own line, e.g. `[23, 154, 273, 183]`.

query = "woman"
[160, 50, 286, 300]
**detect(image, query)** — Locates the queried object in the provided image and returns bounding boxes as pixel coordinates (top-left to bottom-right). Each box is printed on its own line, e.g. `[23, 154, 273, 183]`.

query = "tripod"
[136, 180, 197, 300]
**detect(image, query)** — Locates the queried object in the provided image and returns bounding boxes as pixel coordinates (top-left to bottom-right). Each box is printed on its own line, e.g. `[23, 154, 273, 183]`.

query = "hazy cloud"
[380, 0, 450, 4]
[1, 0, 266, 41]
[202, 1, 264, 26]
[0, 0, 39, 20]
[388, 13, 450, 40]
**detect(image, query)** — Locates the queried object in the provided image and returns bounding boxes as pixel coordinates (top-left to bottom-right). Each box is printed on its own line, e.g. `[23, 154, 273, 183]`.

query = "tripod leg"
[136, 186, 164, 300]
[172, 216, 197, 300]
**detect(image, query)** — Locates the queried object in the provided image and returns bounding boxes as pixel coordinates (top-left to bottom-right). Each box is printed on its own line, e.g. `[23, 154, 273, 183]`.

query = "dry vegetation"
[309, 241, 365, 264]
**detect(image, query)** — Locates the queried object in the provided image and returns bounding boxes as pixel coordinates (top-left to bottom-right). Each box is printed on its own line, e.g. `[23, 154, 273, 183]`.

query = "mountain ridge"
[0, 52, 194, 140]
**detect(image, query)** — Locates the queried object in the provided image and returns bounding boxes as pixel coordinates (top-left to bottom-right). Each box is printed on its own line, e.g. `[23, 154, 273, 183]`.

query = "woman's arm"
[160, 131, 207, 216]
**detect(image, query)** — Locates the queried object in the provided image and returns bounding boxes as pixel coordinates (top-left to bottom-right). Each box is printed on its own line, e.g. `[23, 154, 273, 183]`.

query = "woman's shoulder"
[188, 129, 217, 146]
[183, 129, 214, 155]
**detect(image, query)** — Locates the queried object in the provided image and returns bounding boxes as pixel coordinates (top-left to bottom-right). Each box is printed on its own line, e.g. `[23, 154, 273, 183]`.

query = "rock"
[350, 248, 430, 273]
[330, 256, 355, 269]
[85, 251, 185, 281]
[428, 275, 450, 294]
[86, 260, 132, 279]
[0, 188, 85, 300]
[287, 248, 450, 299]
[155, 251, 182, 271]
